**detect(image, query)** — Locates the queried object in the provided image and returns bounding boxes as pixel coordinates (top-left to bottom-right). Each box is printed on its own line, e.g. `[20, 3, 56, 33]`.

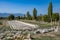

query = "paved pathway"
[8, 20, 38, 30]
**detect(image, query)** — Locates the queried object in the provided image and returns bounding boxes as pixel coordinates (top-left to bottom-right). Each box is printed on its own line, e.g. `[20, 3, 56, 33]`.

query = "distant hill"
[0, 13, 24, 17]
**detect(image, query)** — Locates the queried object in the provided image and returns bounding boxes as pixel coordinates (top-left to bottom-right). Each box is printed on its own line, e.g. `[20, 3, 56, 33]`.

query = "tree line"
[0, 2, 59, 22]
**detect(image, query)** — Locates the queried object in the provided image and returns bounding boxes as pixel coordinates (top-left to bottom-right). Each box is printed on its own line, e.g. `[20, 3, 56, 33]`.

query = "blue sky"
[0, 0, 60, 15]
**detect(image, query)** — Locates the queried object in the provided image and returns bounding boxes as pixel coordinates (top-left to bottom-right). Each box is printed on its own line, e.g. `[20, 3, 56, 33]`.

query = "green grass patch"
[0, 21, 3, 25]
[32, 36, 56, 40]
[20, 20, 54, 29]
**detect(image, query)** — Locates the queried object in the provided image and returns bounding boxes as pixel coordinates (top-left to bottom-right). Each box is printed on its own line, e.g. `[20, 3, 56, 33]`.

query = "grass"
[0, 22, 3, 25]
[32, 36, 56, 40]
[0, 20, 3, 25]
[0, 26, 12, 33]
[20, 20, 55, 29]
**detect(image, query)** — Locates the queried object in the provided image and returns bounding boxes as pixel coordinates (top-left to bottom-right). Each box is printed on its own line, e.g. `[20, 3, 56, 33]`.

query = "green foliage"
[0, 17, 3, 19]
[42, 13, 59, 22]
[52, 13, 59, 21]
[48, 2, 53, 23]
[33, 8, 37, 20]
[7, 14, 15, 20]
[17, 16, 20, 19]
[24, 14, 26, 19]
[48, 2, 53, 18]
[26, 11, 32, 20]
[43, 15, 50, 22]
[15, 16, 20, 20]
[36, 14, 43, 21]
[23, 32, 28, 36]
[36, 16, 40, 21]
[0, 22, 3, 25]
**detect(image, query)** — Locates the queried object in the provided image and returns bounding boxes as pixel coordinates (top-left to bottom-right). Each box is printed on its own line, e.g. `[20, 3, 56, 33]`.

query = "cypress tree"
[26, 11, 32, 20]
[48, 2, 53, 22]
[33, 8, 37, 20]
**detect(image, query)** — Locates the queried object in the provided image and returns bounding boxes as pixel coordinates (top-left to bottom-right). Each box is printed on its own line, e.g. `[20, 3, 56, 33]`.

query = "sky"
[0, 0, 60, 15]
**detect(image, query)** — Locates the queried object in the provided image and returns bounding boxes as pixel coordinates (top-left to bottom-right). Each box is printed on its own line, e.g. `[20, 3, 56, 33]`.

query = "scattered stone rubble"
[0, 26, 59, 40]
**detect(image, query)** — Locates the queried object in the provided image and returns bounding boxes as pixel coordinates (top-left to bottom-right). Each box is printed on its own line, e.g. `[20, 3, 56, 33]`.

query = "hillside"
[0, 13, 24, 17]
